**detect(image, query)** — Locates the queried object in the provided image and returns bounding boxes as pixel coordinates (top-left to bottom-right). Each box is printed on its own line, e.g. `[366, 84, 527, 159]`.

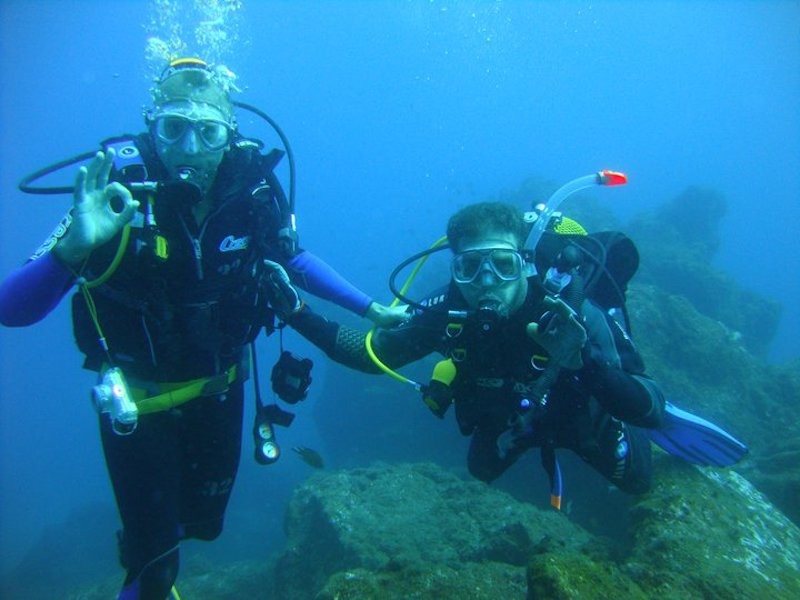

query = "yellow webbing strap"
[132, 365, 238, 415]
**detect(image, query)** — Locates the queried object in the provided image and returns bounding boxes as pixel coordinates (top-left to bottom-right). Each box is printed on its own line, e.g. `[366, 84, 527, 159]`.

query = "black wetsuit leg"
[467, 424, 530, 483]
[555, 399, 652, 494]
[101, 382, 244, 599]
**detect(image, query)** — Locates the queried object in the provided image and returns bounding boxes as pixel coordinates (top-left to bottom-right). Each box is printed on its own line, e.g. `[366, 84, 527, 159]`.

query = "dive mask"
[451, 248, 526, 284]
[152, 112, 232, 152]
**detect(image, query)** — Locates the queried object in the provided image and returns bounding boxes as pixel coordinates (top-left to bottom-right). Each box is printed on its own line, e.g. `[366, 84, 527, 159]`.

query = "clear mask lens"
[154, 114, 230, 151]
[452, 248, 524, 284]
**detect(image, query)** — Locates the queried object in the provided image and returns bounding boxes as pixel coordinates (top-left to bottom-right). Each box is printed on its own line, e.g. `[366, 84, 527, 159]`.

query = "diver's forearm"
[0, 252, 75, 326]
[287, 251, 373, 316]
[287, 304, 380, 373]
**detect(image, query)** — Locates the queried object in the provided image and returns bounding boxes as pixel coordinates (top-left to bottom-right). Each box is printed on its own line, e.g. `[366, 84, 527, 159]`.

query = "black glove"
[262, 260, 302, 320]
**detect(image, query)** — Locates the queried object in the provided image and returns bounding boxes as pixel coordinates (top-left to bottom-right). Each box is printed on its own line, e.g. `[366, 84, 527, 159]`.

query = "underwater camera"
[92, 367, 138, 435]
[271, 351, 313, 404]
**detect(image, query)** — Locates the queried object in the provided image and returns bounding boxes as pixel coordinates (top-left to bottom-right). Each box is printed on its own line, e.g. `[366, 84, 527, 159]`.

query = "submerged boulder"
[526, 552, 649, 599]
[273, 462, 590, 599]
[625, 454, 800, 599]
[630, 185, 780, 358]
[316, 563, 526, 600]
[272, 460, 800, 599]
[629, 282, 800, 525]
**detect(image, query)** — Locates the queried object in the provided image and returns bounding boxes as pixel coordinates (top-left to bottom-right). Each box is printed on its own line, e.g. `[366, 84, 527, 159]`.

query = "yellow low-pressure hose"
[365, 236, 449, 389]
[84, 224, 132, 288]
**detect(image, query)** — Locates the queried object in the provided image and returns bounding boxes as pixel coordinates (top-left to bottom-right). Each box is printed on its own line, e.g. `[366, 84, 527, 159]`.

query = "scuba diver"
[282, 185, 748, 508]
[0, 57, 404, 600]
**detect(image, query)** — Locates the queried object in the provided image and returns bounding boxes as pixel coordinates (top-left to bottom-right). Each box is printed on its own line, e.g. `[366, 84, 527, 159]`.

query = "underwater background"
[0, 1, 798, 597]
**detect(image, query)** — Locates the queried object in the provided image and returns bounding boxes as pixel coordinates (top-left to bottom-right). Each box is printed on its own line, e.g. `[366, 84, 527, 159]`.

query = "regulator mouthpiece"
[177, 167, 197, 181]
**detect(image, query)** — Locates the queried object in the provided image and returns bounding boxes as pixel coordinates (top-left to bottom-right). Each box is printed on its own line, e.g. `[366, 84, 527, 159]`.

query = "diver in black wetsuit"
[286, 201, 666, 506]
[0, 57, 406, 600]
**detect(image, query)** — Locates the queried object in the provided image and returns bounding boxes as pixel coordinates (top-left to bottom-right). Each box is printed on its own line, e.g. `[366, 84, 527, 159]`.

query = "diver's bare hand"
[53, 150, 139, 266]
[366, 302, 410, 328]
[527, 296, 587, 370]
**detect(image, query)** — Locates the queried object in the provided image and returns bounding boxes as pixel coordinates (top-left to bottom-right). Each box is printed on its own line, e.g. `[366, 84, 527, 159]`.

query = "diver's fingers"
[84, 151, 105, 194]
[73, 166, 89, 208]
[105, 181, 133, 203]
[98, 148, 116, 187]
[543, 296, 577, 319]
[106, 182, 139, 223]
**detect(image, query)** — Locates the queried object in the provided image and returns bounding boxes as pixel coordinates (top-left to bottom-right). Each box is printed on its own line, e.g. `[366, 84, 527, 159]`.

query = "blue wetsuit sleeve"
[287, 250, 373, 316]
[0, 252, 76, 326]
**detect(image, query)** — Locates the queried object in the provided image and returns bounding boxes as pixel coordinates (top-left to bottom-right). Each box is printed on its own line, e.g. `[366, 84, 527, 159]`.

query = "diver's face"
[151, 101, 231, 191]
[452, 231, 528, 317]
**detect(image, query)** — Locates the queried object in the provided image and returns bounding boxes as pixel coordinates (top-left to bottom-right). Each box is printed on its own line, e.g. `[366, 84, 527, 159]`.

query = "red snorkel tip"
[598, 170, 628, 186]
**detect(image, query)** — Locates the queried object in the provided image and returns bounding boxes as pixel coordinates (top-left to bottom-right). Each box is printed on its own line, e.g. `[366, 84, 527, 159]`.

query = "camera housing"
[271, 351, 313, 404]
[92, 367, 139, 435]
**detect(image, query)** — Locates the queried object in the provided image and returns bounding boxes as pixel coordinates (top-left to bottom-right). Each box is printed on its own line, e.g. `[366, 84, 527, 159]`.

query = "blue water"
[1, 0, 798, 593]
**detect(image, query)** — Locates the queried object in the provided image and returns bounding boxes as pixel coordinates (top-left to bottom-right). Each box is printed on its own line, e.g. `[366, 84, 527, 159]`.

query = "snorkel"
[524, 170, 627, 254]
[528, 170, 627, 297]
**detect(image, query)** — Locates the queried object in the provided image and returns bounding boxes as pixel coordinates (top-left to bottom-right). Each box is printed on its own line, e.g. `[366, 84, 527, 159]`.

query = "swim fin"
[646, 401, 748, 467]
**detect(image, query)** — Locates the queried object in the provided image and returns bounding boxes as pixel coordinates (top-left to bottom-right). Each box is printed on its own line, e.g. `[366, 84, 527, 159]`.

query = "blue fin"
[646, 401, 748, 467]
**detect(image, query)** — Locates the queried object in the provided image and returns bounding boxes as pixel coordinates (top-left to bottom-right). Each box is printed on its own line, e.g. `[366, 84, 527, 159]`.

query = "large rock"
[60, 458, 800, 598]
[629, 186, 780, 358]
[523, 457, 800, 599]
[625, 454, 800, 599]
[272, 460, 800, 598]
[526, 551, 649, 599]
[273, 462, 590, 599]
[317, 563, 526, 600]
[629, 282, 800, 525]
